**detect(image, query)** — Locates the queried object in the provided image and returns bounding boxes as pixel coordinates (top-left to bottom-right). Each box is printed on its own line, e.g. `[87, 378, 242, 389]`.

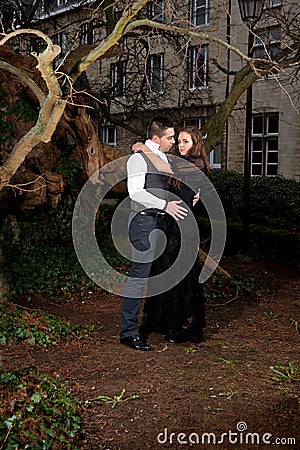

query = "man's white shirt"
[127, 139, 168, 210]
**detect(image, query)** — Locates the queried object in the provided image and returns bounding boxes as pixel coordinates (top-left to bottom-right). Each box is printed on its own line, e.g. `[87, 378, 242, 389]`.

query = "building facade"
[33, 0, 300, 179]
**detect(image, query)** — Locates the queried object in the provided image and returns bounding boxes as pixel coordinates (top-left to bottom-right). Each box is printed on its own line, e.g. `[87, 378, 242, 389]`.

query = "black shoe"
[189, 329, 205, 344]
[165, 329, 205, 344]
[120, 335, 153, 351]
[139, 324, 150, 341]
[165, 330, 188, 344]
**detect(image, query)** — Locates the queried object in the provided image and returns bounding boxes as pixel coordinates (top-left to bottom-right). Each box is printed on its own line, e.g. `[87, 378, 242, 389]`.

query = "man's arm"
[127, 153, 166, 210]
[128, 153, 188, 220]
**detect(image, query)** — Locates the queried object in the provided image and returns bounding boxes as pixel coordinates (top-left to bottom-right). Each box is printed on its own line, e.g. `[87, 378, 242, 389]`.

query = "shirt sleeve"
[127, 153, 167, 210]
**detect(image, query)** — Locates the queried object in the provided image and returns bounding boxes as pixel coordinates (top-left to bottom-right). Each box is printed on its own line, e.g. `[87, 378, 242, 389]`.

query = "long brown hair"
[175, 126, 210, 171]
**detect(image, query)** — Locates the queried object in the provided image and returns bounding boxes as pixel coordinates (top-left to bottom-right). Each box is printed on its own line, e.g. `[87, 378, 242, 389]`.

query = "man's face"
[158, 127, 175, 153]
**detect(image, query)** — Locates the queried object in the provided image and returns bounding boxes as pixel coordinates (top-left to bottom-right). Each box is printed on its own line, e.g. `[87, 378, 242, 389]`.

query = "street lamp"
[237, 0, 264, 254]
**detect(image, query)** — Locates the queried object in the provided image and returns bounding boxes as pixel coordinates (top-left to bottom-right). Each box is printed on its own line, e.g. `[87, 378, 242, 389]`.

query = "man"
[120, 116, 188, 350]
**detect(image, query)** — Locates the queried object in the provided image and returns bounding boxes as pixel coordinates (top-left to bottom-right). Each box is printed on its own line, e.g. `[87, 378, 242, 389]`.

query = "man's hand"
[165, 200, 188, 221]
[193, 188, 201, 207]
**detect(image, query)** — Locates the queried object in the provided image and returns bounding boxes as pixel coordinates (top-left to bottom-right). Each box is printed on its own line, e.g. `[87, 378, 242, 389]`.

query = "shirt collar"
[145, 139, 168, 162]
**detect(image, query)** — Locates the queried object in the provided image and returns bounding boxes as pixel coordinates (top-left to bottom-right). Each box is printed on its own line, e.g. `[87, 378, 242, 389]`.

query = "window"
[30, 37, 47, 53]
[38, 0, 45, 13]
[251, 113, 279, 176]
[146, 54, 164, 94]
[101, 126, 117, 147]
[183, 117, 221, 169]
[53, 32, 67, 58]
[209, 145, 221, 169]
[111, 61, 126, 97]
[253, 26, 281, 77]
[190, 0, 210, 26]
[147, 0, 165, 23]
[264, 0, 282, 8]
[80, 21, 95, 45]
[188, 45, 208, 89]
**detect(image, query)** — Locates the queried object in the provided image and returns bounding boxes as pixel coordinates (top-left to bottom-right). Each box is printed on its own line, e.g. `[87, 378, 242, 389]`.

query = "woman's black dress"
[140, 155, 207, 343]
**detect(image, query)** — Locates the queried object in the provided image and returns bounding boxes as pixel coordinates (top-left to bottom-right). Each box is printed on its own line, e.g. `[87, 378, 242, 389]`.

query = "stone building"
[34, 0, 299, 179]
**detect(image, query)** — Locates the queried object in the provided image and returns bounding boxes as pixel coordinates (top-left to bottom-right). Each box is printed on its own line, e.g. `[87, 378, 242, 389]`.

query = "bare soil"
[2, 256, 300, 450]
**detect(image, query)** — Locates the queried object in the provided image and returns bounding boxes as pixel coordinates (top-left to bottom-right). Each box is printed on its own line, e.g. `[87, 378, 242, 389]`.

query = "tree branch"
[75, 0, 147, 77]
[0, 29, 66, 190]
[0, 60, 45, 103]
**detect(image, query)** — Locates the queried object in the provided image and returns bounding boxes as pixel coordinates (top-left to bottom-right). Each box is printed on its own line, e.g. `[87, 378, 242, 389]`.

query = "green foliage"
[1, 197, 96, 302]
[13, 95, 38, 122]
[0, 301, 93, 347]
[263, 311, 280, 321]
[207, 170, 244, 224]
[96, 204, 130, 273]
[208, 170, 300, 232]
[271, 362, 300, 382]
[0, 367, 83, 449]
[0, 91, 38, 151]
[205, 270, 261, 301]
[290, 319, 300, 333]
[2, 199, 130, 303]
[0, 90, 15, 148]
[87, 388, 139, 409]
[56, 153, 84, 190]
[217, 357, 235, 365]
[184, 347, 197, 354]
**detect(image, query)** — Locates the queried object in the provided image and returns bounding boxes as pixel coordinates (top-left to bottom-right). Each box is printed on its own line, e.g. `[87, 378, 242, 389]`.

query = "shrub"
[208, 170, 300, 232]
[1, 198, 128, 302]
[0, 367, 83, 449]
[0, 301, 88, 347]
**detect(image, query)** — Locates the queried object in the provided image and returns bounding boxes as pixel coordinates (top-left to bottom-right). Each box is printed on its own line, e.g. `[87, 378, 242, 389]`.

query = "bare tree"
[0, 0, 299, 206]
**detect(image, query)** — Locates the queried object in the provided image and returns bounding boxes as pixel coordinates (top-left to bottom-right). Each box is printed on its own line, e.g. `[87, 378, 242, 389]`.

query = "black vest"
[131, 152, 169, 212]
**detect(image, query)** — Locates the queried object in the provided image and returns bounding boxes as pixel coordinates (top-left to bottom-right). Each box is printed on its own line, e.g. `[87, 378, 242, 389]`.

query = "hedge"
[198, 171, 299, 265]
[207, 170, 300, 233]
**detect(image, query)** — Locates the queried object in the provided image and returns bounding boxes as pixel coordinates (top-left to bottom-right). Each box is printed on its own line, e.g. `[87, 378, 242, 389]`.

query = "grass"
[87, 388, 139, 409]
[271, 362, 300, 383]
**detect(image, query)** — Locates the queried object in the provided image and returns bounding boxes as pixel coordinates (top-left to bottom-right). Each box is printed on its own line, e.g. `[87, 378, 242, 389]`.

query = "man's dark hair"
[147, 116, 174, 139]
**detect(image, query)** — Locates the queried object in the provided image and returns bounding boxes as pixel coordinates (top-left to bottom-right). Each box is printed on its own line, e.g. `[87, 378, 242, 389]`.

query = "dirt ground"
[2, 256, 300, 450]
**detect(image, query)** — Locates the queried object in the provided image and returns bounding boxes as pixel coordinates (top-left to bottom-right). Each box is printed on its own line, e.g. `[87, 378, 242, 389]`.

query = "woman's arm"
[131, 142, 173, 174]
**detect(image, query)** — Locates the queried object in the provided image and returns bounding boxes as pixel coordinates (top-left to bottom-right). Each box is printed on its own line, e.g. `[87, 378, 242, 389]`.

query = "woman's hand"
[192, 188, 201, 206]
[132, 142, 173, 174]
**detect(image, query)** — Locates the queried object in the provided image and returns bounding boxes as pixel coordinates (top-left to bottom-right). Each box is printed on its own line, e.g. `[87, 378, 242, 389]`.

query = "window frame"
[147, 0, 166, 23]
[253, 26, 281, 78]
[146, 53, 164, 95]
[190, 0, 210, 26]
[111, 60, 127, 98]
[53, 31, 67, 56]
[251, 112, 279, 176]
[264, 0, 282, 9]
[183, 117, 221, 169]
[188, 44, 209, 90]
[80, 21, 96, 45]
[101, 126, 117, 147]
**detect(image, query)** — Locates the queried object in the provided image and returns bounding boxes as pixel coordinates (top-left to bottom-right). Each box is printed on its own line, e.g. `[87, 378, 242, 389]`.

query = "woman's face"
[177, 131, 193, 156]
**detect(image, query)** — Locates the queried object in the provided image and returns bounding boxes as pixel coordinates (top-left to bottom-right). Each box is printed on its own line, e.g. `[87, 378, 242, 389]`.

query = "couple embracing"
[120, 116, 209, 351]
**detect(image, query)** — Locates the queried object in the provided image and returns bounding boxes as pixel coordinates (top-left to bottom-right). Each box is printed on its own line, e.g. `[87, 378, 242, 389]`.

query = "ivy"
[0, 367, 83, 449]
[0, 301, 95, 347]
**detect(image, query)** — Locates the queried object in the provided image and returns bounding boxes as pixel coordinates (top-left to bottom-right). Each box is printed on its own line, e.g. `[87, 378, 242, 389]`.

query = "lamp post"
[237, 0, 264, 254]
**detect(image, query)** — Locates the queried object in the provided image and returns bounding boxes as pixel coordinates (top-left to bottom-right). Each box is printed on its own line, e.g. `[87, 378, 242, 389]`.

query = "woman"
[133, 126, 210, 343]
